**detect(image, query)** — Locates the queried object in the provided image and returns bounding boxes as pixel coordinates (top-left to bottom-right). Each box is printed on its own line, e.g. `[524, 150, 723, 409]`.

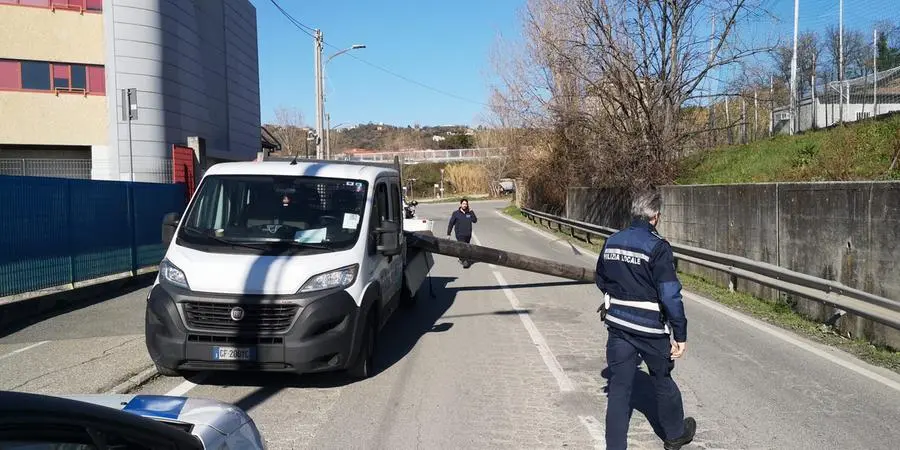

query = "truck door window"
[374, 183, 389, 225]
[389, 183, 401, 222]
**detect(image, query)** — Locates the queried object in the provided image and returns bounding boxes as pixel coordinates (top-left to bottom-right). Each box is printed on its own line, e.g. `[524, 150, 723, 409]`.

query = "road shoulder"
[497, 204, 900, 376]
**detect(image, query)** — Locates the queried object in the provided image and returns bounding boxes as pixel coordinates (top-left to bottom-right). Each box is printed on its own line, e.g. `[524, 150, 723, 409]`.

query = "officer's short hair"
[631, 188, 661, 221]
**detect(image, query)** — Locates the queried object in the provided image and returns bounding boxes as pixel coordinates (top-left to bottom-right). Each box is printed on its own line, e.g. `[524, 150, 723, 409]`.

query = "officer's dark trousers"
[605, 326, 685, 449]
[455, 235, 471, 264]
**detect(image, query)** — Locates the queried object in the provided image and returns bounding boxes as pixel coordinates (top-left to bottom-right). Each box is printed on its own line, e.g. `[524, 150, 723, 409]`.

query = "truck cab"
[146, 159, 431, 379]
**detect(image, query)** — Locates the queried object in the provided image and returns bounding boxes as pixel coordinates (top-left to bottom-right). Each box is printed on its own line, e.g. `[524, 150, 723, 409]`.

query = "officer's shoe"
[663, 417, 696, 450]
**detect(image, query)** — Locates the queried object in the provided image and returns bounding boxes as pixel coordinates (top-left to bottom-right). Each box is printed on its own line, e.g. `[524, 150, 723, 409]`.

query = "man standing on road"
[595, 188, 696, 450]
[447, 198, 477, 268]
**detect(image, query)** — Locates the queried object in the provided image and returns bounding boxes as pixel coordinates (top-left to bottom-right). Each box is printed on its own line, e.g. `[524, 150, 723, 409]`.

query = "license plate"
[212, 346, 255, 361]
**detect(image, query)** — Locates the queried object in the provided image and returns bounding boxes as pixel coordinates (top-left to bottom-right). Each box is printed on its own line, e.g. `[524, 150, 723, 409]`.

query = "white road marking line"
[165, 374, 206, 397]
[0, 341, 49, 361]
[472, 233, 575, 392]
[499, 209, 900, 393]
[578, 415, 606, 449]
[684, 291, 900, 393]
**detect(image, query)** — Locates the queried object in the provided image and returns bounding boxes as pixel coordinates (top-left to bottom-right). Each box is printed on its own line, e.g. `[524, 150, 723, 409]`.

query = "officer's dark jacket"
[447, 209, 477, 237]
[595, 219, 687, 342]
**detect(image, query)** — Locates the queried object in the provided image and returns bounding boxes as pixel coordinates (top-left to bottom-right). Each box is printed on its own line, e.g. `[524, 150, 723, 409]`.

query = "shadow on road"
[0, 273, 156, 339]
[197, 275, 463, 409]
[601, 366, 667, 440]
[197, 272, 572, 410]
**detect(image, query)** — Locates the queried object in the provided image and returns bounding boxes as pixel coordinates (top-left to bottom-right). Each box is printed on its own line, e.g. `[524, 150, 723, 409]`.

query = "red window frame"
[0, 0, 102, 13]
[0, 59, 106, 96]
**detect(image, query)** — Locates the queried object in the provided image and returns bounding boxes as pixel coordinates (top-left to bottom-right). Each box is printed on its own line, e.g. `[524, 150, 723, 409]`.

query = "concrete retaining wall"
[566, 182, 900, 348]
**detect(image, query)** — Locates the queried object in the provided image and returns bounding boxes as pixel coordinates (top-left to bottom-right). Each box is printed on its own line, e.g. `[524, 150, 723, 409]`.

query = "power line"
[267, 0, 316, 39]
[322, 41, 490, 107]
[266, 0, 488, 107]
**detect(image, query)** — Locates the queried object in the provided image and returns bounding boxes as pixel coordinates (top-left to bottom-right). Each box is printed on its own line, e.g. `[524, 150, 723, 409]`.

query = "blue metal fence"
[0, 176, 186, 298]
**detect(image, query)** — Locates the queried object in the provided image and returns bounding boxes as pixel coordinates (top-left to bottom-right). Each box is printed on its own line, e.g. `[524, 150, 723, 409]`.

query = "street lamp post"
[317, 43, 365, 159]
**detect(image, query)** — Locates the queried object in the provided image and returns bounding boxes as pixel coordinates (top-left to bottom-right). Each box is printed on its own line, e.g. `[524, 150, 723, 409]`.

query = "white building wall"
[99, 0, 260, 183]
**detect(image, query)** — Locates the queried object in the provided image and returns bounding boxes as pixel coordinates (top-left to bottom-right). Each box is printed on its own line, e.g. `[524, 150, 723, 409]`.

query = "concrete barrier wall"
[566, 182, 900, 348]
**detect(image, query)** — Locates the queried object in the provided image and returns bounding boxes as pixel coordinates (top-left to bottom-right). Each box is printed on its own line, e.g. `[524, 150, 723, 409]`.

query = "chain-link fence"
[0, 159, 92, 179]
[0, 158, 177, 183]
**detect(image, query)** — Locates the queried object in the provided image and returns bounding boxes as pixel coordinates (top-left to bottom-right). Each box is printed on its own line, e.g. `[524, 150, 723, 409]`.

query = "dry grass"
[443, 163, 489, 195]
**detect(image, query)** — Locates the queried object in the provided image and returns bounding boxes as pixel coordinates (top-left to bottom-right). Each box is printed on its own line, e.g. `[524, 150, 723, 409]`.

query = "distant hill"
[329, 123, 479, 152]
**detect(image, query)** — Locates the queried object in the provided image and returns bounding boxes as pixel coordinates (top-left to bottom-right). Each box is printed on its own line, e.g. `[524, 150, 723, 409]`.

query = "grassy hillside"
[678, 114, 900, 184]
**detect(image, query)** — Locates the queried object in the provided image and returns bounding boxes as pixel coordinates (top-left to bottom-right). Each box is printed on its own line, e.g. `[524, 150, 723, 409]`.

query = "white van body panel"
[163, 160, 403, 306]
[164, 244, 365, 298]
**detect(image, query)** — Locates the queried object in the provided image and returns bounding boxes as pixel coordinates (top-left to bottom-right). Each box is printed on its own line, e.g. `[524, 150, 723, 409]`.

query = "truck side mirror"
[162, 212, 180, 246]
[375, 220, 401, 256]
[410, 201, 418, 207]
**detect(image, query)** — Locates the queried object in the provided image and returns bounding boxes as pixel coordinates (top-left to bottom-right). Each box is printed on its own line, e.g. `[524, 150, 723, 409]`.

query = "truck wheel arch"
[348, 282, 381, 368]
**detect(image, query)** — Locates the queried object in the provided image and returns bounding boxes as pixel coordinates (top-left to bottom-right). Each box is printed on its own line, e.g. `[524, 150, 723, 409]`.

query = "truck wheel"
[154, 362, 180, 377]
[348, 312, 376, 379]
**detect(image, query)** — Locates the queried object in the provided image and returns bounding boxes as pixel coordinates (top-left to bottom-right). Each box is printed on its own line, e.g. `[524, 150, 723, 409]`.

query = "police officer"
[447, 198, 477, 268]
[595, 188, 696, 450]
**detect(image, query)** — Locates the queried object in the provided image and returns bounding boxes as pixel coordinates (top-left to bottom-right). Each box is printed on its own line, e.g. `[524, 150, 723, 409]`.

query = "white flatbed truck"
[147, 158, 433, 379]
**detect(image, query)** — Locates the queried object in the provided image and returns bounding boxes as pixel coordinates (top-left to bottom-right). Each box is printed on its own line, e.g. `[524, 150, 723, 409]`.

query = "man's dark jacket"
[447, 209, 477, 238]
[595, 219, 687, 342]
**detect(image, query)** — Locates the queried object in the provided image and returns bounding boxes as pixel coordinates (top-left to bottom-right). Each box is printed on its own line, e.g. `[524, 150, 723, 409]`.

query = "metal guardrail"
[520, 207, 900, 331]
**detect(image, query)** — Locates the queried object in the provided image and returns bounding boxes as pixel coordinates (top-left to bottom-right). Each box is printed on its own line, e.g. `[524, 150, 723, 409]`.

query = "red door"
[172, 145, 196, 201]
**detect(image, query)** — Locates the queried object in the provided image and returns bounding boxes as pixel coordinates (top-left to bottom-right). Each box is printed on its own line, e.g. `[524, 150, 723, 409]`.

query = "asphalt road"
[3, 199, 900, 449]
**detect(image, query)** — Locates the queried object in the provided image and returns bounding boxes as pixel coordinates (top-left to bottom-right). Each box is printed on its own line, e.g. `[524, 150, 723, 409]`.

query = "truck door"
[369, 178, 403, 318]
[387, 179, 404, 300]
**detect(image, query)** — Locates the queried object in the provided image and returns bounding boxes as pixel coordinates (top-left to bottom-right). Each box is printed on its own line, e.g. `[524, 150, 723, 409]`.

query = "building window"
[0, 60, 19, 90]
[87, 65, 105, 94]
[21, 61, 51, 90]
[0, 59, 105, 95]
[71, 64, 86, 90]
[52, 63, 70, 89]
[0, 1, 102, 12]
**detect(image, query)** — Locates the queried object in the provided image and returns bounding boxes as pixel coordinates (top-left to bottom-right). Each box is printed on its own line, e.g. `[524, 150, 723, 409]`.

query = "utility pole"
[754, 90, 759, 140]
[789, 0, 799, 135]
[325, 113, 331, 159]
[708, 15, 717, 148]
[874, 28, 879, 117]
[769, 74, 775, 136]
[811, 51, 817, 129]
[314, 29, 325, 159]
[839, 0, 844, 124]
[741, 96, 747, 144]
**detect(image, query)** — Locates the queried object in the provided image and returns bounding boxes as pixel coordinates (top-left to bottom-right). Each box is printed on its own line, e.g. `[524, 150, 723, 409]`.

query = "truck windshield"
[177, 175, 369, 253]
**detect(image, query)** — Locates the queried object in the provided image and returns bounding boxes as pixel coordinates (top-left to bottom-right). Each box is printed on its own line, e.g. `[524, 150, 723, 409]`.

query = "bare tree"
[773, 31, 821, 97]
[268, 106, 308, 157]
[824, 25, 868, 80]
[486, 0, 775, 209]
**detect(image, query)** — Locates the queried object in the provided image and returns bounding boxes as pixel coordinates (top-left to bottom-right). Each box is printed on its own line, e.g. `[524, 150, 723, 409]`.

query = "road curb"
[106, 366, 159, 394]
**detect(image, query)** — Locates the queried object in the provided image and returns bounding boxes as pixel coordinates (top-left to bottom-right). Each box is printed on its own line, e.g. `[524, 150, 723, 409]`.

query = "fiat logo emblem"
[230, 307, 245, 321]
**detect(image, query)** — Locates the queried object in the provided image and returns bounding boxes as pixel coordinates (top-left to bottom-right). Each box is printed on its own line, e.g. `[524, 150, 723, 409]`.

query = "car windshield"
[178, 175, 369, 253]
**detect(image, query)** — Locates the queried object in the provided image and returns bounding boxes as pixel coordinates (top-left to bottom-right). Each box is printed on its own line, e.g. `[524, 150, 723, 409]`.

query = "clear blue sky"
[249, 0, 894, 128]
[250, 0, 523, 128]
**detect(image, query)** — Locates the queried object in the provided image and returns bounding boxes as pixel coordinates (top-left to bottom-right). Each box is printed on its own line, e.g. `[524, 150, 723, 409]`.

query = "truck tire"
[154, 362, 180, 377]
[348, 311, 377, 379]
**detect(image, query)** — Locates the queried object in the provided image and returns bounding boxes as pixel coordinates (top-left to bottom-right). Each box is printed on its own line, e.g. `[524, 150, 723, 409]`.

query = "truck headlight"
[160, 260, 190, 290]
[299, 265, 358, 293]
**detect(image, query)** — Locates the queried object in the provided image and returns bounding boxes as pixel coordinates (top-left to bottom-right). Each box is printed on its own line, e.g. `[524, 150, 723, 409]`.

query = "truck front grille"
[182, 302, 299, 332]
